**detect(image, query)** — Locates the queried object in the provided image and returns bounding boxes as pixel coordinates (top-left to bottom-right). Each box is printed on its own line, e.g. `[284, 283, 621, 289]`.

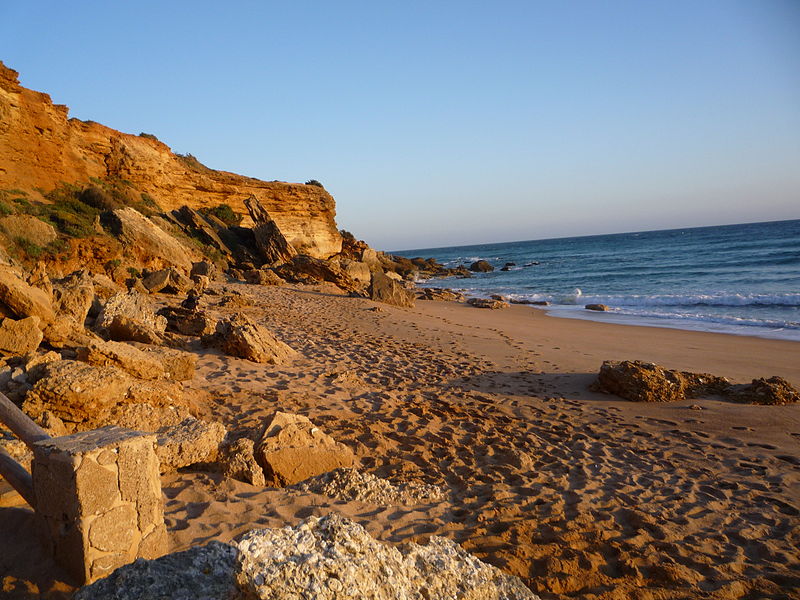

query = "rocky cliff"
[0, 62, 341, 258]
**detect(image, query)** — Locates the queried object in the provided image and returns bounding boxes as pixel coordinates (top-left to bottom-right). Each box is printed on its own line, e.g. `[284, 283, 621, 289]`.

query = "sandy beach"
[2, 281, 799, 599]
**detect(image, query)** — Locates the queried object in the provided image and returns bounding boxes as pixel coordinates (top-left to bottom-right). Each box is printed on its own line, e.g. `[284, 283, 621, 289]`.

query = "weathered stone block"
[32, 426, 168, 584]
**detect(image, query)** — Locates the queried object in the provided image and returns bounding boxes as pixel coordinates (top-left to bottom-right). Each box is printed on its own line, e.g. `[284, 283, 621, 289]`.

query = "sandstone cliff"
[0, 62, 341, 258]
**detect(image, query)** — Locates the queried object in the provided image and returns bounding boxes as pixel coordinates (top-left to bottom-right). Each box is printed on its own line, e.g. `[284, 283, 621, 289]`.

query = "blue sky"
[2, 1, 798, 250]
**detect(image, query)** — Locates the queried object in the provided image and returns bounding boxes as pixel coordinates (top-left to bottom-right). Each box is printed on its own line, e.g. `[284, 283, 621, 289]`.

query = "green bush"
[200, 203, 242, 227]
[14, 237, 43, 259]
[139, 132, 159, 141]
[305, 179, 324, 188]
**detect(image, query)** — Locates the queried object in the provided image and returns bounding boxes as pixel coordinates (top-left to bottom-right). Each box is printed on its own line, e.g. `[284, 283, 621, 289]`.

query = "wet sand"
[2, 282, 799, 599]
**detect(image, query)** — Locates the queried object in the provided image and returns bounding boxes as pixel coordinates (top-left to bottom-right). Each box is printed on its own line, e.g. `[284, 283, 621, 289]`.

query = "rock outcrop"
[467, 297, 509, 309]
[255, 412, 355, 486]
[729, 376, 800, 406]
[219, 438, 266, 486]
[100, 208, 197, 273]
[243, 196, 298, 265]
[591, 360, 731, 403]
[0, 61, 342, 259]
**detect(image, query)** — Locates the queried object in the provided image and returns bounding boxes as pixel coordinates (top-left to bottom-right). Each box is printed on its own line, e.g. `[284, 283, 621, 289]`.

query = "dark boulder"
[469, 260, 494, 273]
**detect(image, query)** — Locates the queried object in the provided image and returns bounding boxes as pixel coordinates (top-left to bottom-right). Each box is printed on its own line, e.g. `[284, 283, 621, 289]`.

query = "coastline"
[2, 282, 799, 599]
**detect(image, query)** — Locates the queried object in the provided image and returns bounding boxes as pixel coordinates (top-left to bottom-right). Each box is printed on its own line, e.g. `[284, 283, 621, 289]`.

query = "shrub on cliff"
[200, 204, 242, 227]
[305, 179, 324, 188]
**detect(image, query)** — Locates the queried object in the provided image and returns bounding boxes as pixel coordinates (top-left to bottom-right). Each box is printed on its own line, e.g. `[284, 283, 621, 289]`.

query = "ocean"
[395, 219, 800, 341]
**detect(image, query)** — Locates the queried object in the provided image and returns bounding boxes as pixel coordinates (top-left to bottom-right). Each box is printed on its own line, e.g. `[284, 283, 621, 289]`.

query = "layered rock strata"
[0, 62, 342, 258]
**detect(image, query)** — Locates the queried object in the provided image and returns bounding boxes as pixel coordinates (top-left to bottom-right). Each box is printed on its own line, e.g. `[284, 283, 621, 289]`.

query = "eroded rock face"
[0, 62, 342, 259]
[368, 271, 415, 308]
[204, 314, 296, 364]
[243, 196, 298, 266]
[22, 359, 190, 429]
[591, 360, 731, 403]
[585, 303, 609, 312]
[236, 514, 538, 600]
[100, 208, 197, 273]
[255, 412, 355, 486]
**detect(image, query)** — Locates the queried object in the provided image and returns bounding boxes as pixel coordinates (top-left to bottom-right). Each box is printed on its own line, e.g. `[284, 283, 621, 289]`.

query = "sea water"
[394, 219, 800, 341]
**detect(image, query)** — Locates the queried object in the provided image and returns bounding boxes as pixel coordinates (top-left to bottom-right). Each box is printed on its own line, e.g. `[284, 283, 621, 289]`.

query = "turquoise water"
[395, 219, 800, 341]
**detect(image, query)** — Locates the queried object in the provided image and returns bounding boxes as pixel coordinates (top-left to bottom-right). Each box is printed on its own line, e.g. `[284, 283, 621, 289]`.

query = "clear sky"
[2, 1, 799, 250]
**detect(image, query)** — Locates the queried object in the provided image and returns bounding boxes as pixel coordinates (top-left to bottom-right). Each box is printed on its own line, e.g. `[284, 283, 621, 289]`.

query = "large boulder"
[142, 268, 193, 295]
[255, 412, 355, 486]
[0, 316, 42, 356]
[137, 345, 196, 381]
[22, 360, 132, 425]
[76, 340, 165, 380]
[100, 207, 196, 272]
[243, 269, 285, 286]
[0, 265, 55, 323]
[339, 259, 372, 285]
[155, 417, 227, 473]
[368, 271, 415, 308]
[219, 438, 266, 486]
[203, 314, 296, 364]
[52, 271, 95, 325]
[236, 514, 538, 600]
[159, 306, 217, 337]
[243, 196, 298, 266]
[469, 260, 494, 272]
[96, 290, 167, 335]
[591, 360, 730, 403]
[275, 255, 359, 292]
[75, 515, 537, 600]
